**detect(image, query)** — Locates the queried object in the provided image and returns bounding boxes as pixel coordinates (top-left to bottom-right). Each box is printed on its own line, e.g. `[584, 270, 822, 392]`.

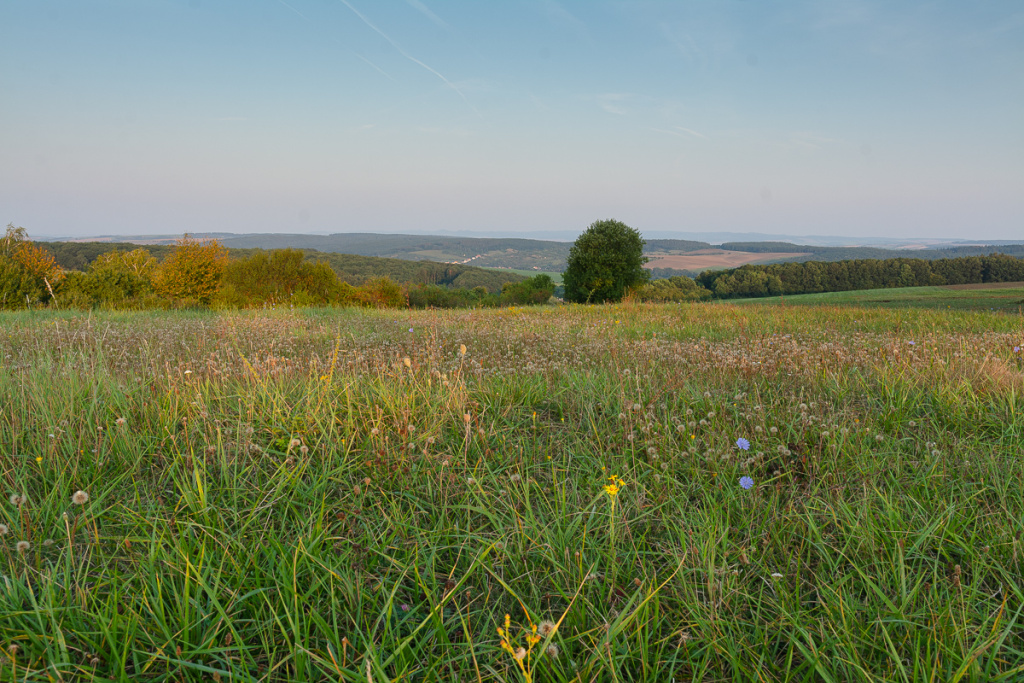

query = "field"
[1, 302, 1023, 681]
[732, 284, 1024, 313]
[645, 249, 811, 272]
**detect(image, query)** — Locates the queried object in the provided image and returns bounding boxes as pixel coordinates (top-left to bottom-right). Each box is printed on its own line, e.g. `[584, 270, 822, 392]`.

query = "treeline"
[1, 228, 553, 311]
[696, 254, 1024, 298]
[718, 241, 1024, 263]
[41, 241, 518, 292]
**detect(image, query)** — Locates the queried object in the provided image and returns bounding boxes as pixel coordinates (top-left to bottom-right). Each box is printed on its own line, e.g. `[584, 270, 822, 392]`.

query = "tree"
[153, 235, 228, 305]
[0, 224, 63, 308]
[562, 220, 649, 303]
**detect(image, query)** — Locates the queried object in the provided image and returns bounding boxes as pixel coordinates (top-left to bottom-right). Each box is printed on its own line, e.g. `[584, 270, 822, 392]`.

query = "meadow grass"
[0, 302, 1023, 681]
[730, 285, 1024, 313]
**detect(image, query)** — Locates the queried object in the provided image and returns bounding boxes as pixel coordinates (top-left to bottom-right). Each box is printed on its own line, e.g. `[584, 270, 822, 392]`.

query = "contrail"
[354, 52, 396, 80]
[275, 0, 309, 21]
[336, 0, 477, 113]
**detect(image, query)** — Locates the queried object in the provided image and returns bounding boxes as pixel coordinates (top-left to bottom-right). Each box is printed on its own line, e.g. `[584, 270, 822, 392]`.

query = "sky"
[1, 0, 1022, 241]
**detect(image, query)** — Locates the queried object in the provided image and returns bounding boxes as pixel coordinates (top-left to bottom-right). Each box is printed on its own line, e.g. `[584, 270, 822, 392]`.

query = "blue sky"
[2, 0, 1022, 240]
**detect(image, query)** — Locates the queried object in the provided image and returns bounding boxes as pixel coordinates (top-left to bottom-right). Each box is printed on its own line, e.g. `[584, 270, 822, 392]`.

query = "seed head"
[16, 540, 30, 553]
[538, 620, 556, 637]
[72, 490, 90, 505]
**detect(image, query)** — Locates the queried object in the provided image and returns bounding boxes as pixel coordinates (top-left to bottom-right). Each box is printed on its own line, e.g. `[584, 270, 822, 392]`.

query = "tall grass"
[0, 302, 1022, 681]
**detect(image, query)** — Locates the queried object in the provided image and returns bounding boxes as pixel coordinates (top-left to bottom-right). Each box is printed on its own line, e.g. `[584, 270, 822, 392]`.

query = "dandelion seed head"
[16, 540, 30, 552]
[72, 490, 89, 505]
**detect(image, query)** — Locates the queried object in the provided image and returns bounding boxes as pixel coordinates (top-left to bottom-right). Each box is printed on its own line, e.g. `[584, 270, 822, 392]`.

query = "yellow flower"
[604, 475, 625, 497]
[36, 457, 43, 464]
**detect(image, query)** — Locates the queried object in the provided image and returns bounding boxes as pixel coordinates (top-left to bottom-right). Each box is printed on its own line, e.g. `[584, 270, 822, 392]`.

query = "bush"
[636, 276, 712, 302]
[153, 235, 228, 305]
[356, 277, 407, 308]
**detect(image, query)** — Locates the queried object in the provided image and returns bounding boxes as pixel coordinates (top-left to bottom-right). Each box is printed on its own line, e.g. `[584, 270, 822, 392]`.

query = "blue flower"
[739, 476, 754, 490]
[1015, 346, 1021, 353]
[736, 437, 750, 451]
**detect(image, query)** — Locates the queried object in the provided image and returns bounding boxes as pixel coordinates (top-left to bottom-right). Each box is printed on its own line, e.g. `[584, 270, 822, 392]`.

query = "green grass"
[731, 284, 1024, 313]
[0, 302, 1023, 681]
[505, 269, 564, 284]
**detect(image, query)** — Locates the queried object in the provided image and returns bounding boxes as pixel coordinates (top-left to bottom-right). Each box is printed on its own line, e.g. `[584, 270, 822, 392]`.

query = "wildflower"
[115, 417, 126, 426]
[0, 524, 7, 535]
[9, 494, 27, 507]
[459, 344, 467, 355]
[603, 475, 625, 497]
[467, 477, 476, 485]
[735, 437, 750, 451]
[72, 490, 90, 505]
[539, 620, 556, 637]
[288, 438, 301, 449]
[546, 644, 560, 657]
[35, 457, 42, 464]
[770, 572, 783, 579]
[16, 540, 30, 553]
[739, 476, 754, 490]
[514, 647, 527, 661]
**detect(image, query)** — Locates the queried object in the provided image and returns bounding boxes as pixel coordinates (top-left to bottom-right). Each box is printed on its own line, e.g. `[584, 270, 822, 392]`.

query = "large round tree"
[563, 219, 649, 303]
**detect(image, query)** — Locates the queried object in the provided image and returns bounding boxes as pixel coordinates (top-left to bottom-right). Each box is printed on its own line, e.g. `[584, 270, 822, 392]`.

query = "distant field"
[732, 284, 1024, 312]
[504, 268, 563, 284]
[645, 249, 811, 271]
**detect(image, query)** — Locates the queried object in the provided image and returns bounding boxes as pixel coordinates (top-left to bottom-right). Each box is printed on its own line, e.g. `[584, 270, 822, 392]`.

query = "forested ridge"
[697, 253, 1024, 298]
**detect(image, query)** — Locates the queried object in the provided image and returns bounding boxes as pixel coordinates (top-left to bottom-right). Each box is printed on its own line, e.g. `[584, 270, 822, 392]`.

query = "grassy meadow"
[1, 301, 1023, 681]
[731, 284, 1024, 314]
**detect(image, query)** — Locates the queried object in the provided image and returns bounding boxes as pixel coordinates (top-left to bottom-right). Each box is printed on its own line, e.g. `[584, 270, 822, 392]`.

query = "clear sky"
[2, 0, 1022, 240]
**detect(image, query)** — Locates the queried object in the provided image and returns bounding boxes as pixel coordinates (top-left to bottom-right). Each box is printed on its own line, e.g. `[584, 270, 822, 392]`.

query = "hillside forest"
[3, 226, 1024, 311]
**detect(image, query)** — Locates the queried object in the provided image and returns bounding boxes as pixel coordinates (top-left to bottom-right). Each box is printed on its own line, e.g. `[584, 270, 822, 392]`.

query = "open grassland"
[732, 285, 1024, 313]
[1, 303, 1023, 681]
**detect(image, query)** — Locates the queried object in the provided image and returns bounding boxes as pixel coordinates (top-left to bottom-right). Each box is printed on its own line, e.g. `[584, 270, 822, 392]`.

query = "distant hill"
[219, 233, 574, 272]
[41, 241, 524, 293]
[41, 232, 1024, 280]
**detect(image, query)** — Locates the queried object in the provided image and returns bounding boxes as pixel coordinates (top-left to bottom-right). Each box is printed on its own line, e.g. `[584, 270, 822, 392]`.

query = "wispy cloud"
[540, 0, 590, 38]
[404, 0, 450, 31]
[597, 93, 631, 115]
[336, 0, 476, 113]
[676, 126, 708, 140]
[650, 126, 709, 141]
